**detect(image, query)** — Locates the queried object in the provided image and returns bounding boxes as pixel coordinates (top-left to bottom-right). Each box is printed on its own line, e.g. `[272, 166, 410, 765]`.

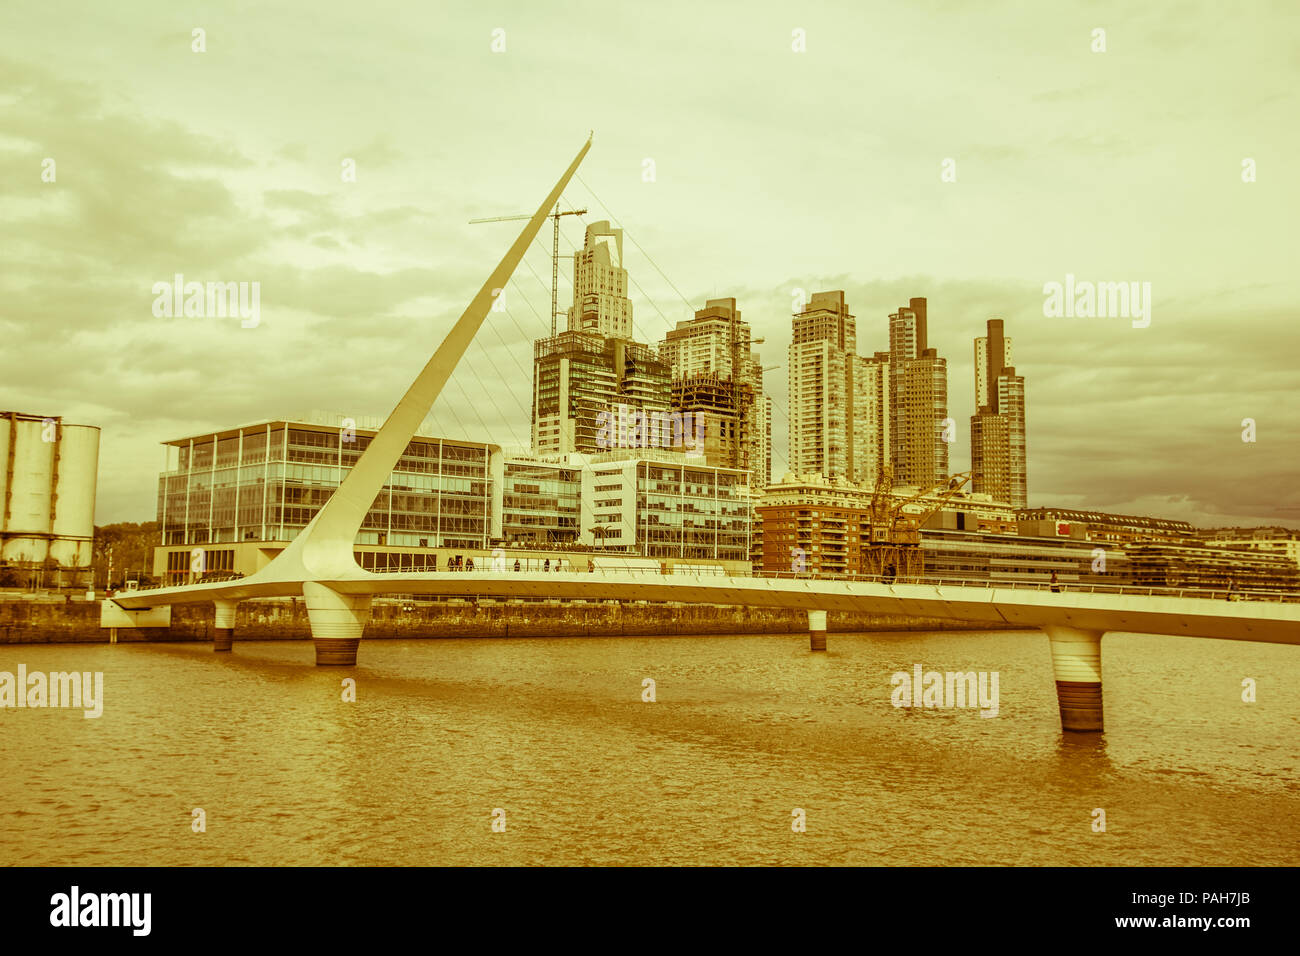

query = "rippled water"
[1, 630, 1296, 866]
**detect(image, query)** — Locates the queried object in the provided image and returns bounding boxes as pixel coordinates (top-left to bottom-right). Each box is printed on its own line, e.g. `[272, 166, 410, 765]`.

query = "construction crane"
[469, 204, 588, 337]
[864, 467, 972, 581]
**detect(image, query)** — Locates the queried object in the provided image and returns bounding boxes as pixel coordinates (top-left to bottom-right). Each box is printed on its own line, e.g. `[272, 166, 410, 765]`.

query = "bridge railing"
[370, 564, 1300, 603]
[117, 565, 1300, 604]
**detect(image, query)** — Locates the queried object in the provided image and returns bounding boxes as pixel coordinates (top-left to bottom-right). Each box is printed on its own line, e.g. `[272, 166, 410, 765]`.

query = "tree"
[93, 521, 161, 587]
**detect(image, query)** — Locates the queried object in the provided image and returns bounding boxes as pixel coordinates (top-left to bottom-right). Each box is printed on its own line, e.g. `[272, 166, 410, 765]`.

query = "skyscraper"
[566, 220, 634, 339]
[532, 220, 672, 455]
[999, 369, 1027, 507]
[888, 297, 949, 487]
[974, 317, 1011, 411]
[970, 318, 1027, 507]
[852, 352, 892, 485]
[659, 297, 769, 491]
[789, 291, 856, 479]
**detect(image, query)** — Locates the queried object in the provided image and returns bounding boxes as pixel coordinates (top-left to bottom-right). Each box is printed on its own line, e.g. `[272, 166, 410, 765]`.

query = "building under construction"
[659, 297, 771, 492]
[670, 372, 753, 460]
[531, 331, 670, 456]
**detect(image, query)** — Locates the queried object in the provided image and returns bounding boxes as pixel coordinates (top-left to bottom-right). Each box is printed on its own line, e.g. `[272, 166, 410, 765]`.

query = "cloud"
[1, 1, 1296, 535]
[0, 56, 531, 522]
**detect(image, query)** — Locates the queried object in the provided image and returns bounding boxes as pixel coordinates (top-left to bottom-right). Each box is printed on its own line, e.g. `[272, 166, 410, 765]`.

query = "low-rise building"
[154, 418, 502, 583]
[1199, 527, 1300, 570]
[501, 457, 581, 547]
[153, 419, 750, 583]
[756, 472, 1019, 574]
[579, 450, 751, 568]
[1126, 543, 1298, 591]
[1016, 507, 1195, 545]
[921, 530, 1126, 586]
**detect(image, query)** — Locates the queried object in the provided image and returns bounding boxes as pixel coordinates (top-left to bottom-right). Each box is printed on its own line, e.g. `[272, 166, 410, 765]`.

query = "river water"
[1, 630, 1296, 866]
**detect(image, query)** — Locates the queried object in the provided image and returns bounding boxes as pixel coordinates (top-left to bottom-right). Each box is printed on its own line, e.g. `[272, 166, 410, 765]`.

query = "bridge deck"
[108, 570, 1300, 645]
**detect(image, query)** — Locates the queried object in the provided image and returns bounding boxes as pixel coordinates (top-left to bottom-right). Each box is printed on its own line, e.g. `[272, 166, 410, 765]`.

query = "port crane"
[864, 466, 973, 580]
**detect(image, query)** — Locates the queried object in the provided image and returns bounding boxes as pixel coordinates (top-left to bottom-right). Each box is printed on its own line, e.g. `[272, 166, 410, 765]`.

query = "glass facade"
[583, 459, 750, 561]
[502, 460, 581, 545]
[157, 422, 498, 550]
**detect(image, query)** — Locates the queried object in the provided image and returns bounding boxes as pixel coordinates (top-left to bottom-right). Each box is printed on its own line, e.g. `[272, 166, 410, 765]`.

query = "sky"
[1, 0, 1297, 528]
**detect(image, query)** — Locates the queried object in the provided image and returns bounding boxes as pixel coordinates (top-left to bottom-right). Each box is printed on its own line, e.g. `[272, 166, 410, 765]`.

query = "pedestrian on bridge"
[1050, 571, 1061, 593]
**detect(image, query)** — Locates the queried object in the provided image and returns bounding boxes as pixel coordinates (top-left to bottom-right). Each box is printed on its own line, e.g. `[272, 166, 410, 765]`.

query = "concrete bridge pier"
[303, 582, 372, 666]
[1044, 626, 1105, 732]
[213, 599, 238, 652]
[808, 609, 827, 651]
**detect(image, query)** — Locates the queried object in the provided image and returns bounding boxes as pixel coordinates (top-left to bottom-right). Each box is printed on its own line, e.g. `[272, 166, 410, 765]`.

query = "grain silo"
[0, 411, 100, 571]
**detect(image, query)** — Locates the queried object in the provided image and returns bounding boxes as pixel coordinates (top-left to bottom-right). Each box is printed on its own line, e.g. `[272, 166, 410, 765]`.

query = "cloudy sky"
[2, 1, 1297, 528]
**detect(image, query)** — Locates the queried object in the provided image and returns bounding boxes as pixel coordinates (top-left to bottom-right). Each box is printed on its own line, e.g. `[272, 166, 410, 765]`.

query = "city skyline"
[2, 2, 1296, 529]
[2, 0, 1298, 888]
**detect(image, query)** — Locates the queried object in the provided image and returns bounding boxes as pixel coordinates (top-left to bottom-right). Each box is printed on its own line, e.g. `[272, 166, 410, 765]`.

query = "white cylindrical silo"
[1, 415, 55, 565]
[1, 413, 100, 569]
[50, 422, 100, 567]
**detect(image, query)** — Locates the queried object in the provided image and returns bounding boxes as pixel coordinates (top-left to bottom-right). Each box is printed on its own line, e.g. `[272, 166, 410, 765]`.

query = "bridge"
[102, 135, 1300, 734]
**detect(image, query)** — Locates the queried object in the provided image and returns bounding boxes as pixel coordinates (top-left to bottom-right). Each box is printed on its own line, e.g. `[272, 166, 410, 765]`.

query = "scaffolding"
[671, 372, 754, 471]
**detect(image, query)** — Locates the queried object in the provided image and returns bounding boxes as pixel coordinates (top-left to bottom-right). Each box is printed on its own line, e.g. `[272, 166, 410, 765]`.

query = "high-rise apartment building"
[659, 299, 743, 378]
[789, 291, 858, 480]
[974, 318, 1012, 410]
[888, 297, 949, 487]
[970, 318, 1027, 507]
[970, 412, 1009, 504]
[889, 296, 927, 364]
[566, 221, 634, 339]
[897, 353, 949, 486]
[998, 370, 1027, 507]
[660, 297, 770, 491]
[852, 352, 892, 485]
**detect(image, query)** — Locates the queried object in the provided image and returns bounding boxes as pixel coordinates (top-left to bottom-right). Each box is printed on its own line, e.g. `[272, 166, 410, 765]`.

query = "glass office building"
[156, 421, 501, 575]
[580, 452, 751, 563]
[501, 458, 582, 546]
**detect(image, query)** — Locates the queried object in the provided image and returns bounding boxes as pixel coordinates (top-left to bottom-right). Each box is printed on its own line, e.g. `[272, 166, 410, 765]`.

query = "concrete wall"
[0, 598, 1006, 645]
